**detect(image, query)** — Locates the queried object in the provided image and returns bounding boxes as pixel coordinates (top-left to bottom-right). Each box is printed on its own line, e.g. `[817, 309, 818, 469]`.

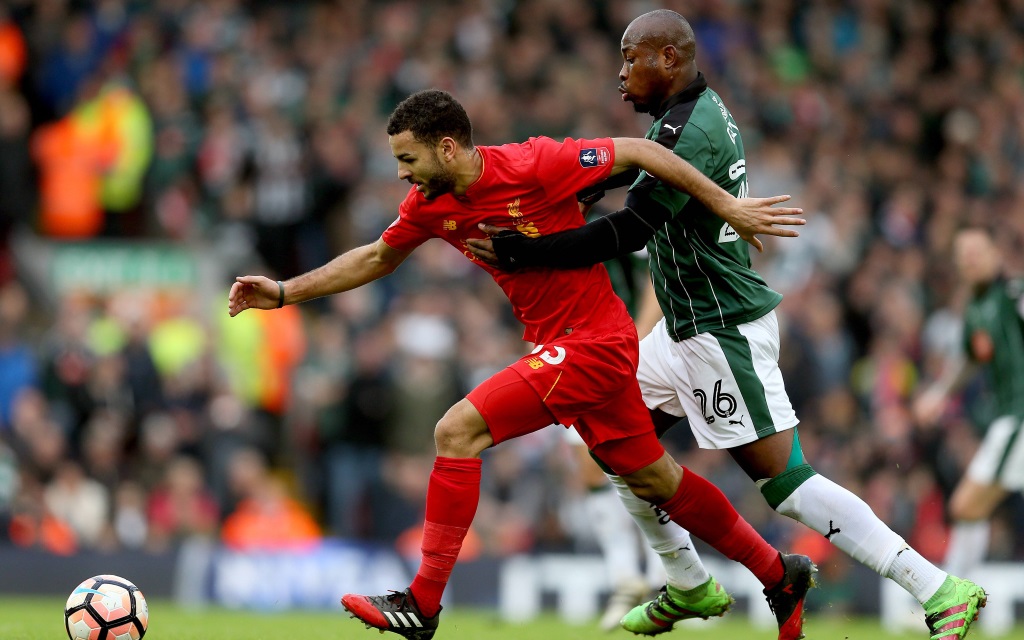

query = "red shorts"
[465, 324, 665, 476]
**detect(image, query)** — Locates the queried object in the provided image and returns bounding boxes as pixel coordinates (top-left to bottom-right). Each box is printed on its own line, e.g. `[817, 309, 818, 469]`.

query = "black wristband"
[276, 280, 285, 308]
[489, 231, 528, 271]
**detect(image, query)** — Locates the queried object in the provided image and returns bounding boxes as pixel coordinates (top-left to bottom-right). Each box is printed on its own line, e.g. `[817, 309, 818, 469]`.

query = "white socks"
[773, 473, 947, 602]
[943, 520, 990, 578]
[889, 545, 949, 603]
[607, 474, 710, 590]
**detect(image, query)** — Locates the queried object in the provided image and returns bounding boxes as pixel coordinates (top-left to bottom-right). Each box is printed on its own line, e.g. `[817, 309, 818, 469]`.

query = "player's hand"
[725, 195, 805, 253]
[465, 223, 511, 265]
[228, 275, 280, 316]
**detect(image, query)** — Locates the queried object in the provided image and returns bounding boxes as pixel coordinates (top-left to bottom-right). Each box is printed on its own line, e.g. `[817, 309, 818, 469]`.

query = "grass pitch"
[5, 597, 1021, 640]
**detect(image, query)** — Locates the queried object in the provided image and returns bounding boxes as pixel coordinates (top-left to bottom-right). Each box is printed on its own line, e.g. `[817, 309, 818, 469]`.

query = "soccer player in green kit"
[467, 9, 987, 640]
[915, 226, 1024, 583]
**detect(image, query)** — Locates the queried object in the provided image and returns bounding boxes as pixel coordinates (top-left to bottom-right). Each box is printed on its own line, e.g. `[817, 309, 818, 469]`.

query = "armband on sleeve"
[490, 199, 672, 271]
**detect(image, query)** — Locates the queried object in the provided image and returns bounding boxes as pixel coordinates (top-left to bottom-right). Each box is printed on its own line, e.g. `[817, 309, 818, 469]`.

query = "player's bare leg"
[731, 428, 986, 639]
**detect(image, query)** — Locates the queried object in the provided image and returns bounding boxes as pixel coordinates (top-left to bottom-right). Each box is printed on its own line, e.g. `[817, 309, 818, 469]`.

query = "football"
[64, 575, 149, 640]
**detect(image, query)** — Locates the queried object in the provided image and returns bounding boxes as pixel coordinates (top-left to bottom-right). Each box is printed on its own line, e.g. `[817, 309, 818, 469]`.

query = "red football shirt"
[382, 136, 632, 345]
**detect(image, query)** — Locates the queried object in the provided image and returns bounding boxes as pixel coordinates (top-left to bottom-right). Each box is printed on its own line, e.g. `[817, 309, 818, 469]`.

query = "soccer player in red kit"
[227, 89, 812, 640]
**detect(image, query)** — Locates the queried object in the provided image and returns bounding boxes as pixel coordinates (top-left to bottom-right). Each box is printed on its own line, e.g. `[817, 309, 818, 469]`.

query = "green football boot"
[923, 576, 987, 640]
[620, 576, 734, 636]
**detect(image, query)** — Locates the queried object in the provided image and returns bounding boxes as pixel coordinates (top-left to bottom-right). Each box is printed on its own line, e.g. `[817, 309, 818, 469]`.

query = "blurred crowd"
[0, 0, 1023, 613]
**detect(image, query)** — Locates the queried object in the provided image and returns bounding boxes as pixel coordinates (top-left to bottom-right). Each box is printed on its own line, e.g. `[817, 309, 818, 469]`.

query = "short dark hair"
[387, 89, 474, 149]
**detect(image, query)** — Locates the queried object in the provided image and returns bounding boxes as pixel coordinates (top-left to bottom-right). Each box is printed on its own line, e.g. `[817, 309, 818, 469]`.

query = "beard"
[622, 87, 655, 115]
[631, 100, 651, 114]
[419, 156, 458, 200]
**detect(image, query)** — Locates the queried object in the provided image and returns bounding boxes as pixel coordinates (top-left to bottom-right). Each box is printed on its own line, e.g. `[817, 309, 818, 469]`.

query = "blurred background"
[0, 0, 1022, 628]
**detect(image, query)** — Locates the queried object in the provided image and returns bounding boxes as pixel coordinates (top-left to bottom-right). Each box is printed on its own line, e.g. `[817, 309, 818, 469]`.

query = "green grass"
[7, 597, 1021, 640]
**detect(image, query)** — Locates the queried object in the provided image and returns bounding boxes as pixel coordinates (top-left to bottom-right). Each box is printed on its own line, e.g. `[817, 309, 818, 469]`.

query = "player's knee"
[758, 463, 817, 511]
[433, 416, 478, 457]
[620, 455, 682, 504]
[434, 403, 492, 458]
[621, 477, 663, 504]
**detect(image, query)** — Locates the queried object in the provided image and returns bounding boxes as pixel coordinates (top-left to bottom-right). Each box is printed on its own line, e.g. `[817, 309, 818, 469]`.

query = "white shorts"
[637, 311, 798, 449]
[966, 415, 1024, 490]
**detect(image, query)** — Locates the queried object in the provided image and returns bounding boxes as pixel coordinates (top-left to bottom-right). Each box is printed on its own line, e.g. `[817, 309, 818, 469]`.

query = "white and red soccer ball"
[64, 575, 148, 640]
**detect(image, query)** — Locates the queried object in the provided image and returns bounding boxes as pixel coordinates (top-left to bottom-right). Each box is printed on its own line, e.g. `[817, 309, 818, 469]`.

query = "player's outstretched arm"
[228, 238, 410, 316]
[466, 199, 668, 270]
[611, 137, 804, 252]
[465, 137, 805, 269]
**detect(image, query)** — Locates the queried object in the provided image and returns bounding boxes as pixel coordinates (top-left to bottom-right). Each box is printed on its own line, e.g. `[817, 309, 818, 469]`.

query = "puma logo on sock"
[825, 520, 841, 540]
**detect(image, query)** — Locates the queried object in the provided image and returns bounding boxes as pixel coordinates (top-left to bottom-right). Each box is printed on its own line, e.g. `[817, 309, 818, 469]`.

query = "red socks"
[658, 467, 783, 588]
[409, 456, 482, 617]
[407, 459, 781, 617]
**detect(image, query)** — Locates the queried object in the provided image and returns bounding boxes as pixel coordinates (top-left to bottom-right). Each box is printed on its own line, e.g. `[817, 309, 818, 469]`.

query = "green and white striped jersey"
[963, 277, 1024, 418]
[629, 74, 782, 341]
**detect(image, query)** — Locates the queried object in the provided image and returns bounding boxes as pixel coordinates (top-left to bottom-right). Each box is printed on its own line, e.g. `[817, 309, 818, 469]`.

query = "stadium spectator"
[111, 480, 148, 550]
[44, 460, 108, 548]
[31, 110, 111, 238]
[303, 319, 398, 539]
[79, 411, 128, 492]
[8, 469, 77, 555]
[0, 282, 36, 431]
[0, 7, 26, 89]
[220, 448, 320, 551]
[93, 81, 153, 235]
[0, 441, 17, 539]
[0, 86, 32, 282]
[146, 454, 218, 550]
[474, 441, 552, 556]
[219, 476, 321, 551]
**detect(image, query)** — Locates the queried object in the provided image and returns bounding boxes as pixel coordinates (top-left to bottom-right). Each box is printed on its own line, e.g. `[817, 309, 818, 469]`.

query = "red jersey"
[382, 136, 632, 345]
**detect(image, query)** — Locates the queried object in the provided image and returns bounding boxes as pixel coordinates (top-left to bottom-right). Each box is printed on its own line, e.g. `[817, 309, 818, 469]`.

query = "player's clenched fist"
[228, 275, 282, 316]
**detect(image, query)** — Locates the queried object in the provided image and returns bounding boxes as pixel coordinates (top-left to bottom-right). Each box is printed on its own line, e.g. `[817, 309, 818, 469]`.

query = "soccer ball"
[64, 575, 149, 640]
